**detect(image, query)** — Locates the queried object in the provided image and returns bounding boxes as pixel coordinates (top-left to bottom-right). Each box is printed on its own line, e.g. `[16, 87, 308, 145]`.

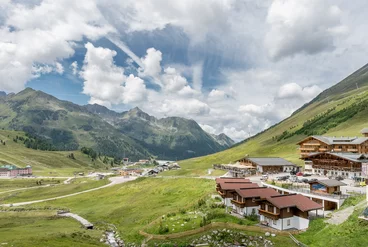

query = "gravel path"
[326, 200, 366, 225]
[0, 176, 137, 207]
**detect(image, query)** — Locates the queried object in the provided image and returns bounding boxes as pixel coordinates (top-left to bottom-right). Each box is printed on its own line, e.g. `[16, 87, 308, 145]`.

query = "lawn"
[0, 211, 104, 247]
[0, 177, 109, 204]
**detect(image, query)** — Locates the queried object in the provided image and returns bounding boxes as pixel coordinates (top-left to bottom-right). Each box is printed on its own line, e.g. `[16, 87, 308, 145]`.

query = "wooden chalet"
[259, 194, 323, 230]
[231, 187, 279, 216]
[305, 152, 368, 178]
[298, 131, 368, 159]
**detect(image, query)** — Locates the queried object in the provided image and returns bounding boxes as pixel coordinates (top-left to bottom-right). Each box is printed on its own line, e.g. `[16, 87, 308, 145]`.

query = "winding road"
[0, 176, 137, 207]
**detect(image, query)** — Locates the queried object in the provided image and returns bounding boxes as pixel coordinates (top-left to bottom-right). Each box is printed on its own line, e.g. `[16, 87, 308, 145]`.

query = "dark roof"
[235, 187, 279, 199]
[244, 157, 296, 167]
[215, 177, 250, 184]
[311, 179, 346, 187]
[308, 152, 368, 163]
[267, 194, 323, 212]
[0, 168, 9, 172]
[219, 182, 259, 190]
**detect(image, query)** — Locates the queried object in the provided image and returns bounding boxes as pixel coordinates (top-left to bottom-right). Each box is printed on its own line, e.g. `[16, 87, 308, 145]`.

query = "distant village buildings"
[0, 164, 32, 177]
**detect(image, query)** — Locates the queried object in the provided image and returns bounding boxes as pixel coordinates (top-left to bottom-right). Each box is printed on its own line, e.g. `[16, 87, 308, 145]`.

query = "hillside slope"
[0, 130, 110, 176]
[0, 88, 151, 160]
[168, 63, 368, 176]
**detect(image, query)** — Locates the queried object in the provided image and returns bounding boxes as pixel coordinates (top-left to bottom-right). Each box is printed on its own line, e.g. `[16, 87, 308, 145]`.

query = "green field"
[0, 130, 110, 176]
[0, 211, 104, 247]
[0, 178, 63, 192]
[0, 178, 109, 204]
[21, 177, 215, 242]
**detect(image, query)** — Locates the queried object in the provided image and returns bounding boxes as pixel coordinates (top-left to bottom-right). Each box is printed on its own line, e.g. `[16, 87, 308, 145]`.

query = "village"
[213, 127, 368, 232]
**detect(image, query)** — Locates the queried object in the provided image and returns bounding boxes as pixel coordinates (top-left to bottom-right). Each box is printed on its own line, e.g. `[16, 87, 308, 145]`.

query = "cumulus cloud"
[265, 0, 348, 60]
[276, 83, 322, 101]
[81, 42, 147, 106]
[139, 47, 162, 79]
[0, 0, 114, 93]
[199, 124, 216, 135]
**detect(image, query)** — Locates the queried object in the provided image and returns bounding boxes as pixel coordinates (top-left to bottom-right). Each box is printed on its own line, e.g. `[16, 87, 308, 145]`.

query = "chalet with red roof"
[259, 194, 323, 230]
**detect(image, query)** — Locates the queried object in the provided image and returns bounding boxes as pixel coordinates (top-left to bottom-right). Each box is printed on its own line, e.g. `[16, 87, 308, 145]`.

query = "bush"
[158, 221, 169, 234]
[179, 208, 186, 214]
[246, 208, 258, 221]
[197, 198, 206, 208]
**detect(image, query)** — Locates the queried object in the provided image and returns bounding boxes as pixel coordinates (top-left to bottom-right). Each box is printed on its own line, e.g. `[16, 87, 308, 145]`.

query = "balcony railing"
[231, 199, 246, 207]
[300, 147, 316, 151]
[347, 149, 358, 152]
[319, 148, 328, 151]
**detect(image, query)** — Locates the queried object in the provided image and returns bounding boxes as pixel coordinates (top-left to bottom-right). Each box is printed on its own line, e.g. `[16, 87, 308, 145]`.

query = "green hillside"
[0, 130, 111, 176]
[167, 64, 368, 176]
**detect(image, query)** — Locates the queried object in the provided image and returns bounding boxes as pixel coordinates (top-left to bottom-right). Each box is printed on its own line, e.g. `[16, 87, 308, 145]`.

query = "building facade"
[258, 194, 323, 230]
[236, 157, 298, 174]
[298, 129, 368, 159]
[0, 164, 32, 177]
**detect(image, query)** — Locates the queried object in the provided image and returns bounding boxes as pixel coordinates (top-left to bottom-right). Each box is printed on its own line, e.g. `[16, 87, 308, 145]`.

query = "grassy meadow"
[0, 211, 104, 247]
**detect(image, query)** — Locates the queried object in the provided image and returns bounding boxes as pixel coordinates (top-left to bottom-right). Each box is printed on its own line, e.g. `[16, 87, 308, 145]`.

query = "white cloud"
[265, 0, 348, 60]
[139, 47, 162, 79]
[70, 61, 78, 75]
[0, 0, 114, 93]
[277, 83, 322, 101]
[199, 124, 216, 134]
[81, 42, 148, 105]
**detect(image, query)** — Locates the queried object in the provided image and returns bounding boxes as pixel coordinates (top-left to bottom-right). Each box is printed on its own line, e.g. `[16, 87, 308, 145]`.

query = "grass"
[338, 194, 365, 210]
[0, 211, 104, 247]
[297, 207, 368, 247]
[22, 177, 216, 243]
[0, 177, 109, 204]
[0, 130, 111, 176]
[0, 178, 63, 192]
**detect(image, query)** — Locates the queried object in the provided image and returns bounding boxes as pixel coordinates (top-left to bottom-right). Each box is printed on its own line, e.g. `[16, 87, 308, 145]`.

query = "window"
[273, 220, 277, 225]
[287, 219, 291, 226]
[287, 207, 290, 213]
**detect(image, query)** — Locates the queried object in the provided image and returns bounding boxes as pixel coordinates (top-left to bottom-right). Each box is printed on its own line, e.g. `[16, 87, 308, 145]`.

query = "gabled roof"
[308, 152, 368, 163]
[297, 135, 368, 145]
[310, 179, 346, 187]
[235, 187, 279, 199]
[267, 194, 323, 212]
[239, 157, 296, 167]
[219, 182, 259, 190]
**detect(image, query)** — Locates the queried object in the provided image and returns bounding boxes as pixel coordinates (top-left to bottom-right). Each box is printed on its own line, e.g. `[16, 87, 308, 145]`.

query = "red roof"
[235, 187, 279, 199]
[267, 194, 323, 212]
[215, 177, 250, 184]
[219, 182, 259, 190]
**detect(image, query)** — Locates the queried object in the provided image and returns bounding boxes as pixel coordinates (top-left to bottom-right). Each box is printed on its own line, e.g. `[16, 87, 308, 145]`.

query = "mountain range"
[0, 89, 234, 161]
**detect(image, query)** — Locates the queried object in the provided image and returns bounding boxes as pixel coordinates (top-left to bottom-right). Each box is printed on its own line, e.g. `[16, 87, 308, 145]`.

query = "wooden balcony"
[333, 149, 342, 152]
[305, 143, 321, 146]
[216, 188, 225, 197]
[348, 149, 358, 152]
[299, 147, 316, 151]
[258, 209, 280, 220]
[231, 199, 246, 208]
[319, 148, 328, 151]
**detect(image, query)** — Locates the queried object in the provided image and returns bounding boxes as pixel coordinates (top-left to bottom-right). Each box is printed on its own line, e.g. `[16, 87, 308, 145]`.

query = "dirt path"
[326, 200, 366, 225]
[0, 176, 137, 207]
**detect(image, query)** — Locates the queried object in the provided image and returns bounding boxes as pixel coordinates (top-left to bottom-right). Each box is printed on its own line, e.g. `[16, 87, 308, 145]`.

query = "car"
[335, 176, 344, 181]
[260, 175, 268, 181]
[309, 178, 318, 182]
[303, 173, 312, 177]
[301, 178, 309, 183]
[296, 172, 303, 176]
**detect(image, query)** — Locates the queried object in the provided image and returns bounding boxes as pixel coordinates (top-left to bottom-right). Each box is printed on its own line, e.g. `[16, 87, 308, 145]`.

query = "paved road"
[0, 176, 137, 207]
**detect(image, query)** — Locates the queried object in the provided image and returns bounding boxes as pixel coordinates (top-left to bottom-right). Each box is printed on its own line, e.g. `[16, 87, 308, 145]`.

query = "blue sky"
[1, 0, 368, 141]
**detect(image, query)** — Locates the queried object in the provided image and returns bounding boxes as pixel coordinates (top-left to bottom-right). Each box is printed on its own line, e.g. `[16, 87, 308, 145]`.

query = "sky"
[1, 0, 368, 141]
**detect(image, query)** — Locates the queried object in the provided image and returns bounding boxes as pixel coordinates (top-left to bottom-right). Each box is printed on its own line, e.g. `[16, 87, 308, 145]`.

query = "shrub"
[197, 198, 206, 207]
[158, 221, 169, 234]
